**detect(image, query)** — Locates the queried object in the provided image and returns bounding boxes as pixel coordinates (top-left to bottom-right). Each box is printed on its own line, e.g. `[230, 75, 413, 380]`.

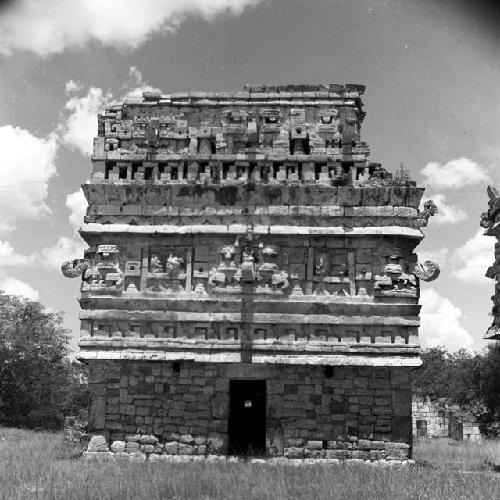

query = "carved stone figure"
[208, 245, 239, 288]
[422, 200, 438, 222]
[147, 254, 185, 293]
[257, 245, 289, 291]
[67, 245, 123, 293]
[374, 254, 417, 295]
[165, 255, 184, 279]
[480, 211, 493, 229]
[314, 255, 327, 277]
[151, 255, 163, 273]
[480, 186, 500, 229]
[237, 246, 257, 284]
[83, 266, 102, 286]
[259, 108, 282, 148]
[61, 259, 89, 278]
[95, 245, 123, 290]
[290, 110, 308, 155]
[413, 261, 440, 282]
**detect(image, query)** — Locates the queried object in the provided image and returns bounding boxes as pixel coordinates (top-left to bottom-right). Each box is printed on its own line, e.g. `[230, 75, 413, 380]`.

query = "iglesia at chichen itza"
[62, 84, 440, 462]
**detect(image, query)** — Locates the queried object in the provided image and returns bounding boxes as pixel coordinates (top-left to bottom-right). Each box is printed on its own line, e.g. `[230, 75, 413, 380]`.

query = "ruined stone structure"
[63, 84, 439, 463]
[481, 186, 500, 341]
[412, 396, 481, 442]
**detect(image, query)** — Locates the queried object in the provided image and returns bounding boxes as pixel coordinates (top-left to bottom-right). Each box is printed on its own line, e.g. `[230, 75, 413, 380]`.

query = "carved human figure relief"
[257, 245, 289, 292]
[208, 245, 239, 288]
[147, 253, 185, 293]
[374, 254, 416, 295]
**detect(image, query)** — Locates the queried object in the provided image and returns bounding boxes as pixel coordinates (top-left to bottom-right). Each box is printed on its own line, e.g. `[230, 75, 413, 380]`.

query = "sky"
[0, 0, 499, 355]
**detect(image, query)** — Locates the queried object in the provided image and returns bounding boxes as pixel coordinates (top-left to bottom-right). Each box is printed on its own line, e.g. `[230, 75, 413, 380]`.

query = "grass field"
[0, 427, 499, 500]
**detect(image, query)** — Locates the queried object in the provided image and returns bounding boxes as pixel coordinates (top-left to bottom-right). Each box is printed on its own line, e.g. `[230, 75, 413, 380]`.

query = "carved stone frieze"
[82, 245, 123, 293]
[207, 239, 289, 294]
[374, 254, 417, 297]
[208, 245, 239, 290]
[146, 253, 185, 293]
[256, 245, 289, 292]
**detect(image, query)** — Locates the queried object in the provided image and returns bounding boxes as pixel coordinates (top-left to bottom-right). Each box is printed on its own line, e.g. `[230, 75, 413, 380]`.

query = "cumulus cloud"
[418, 247, 449, 265]
[39, 236, 87, 270]
[65, 79, 83, 94]
[0, 277, 39, 301]
[424, 193, 467, 225]
[60, 87, 108, 156]
[0, 0, 262, 56]
[60, 66, 160, 156]
[0, 241, 35, 266]
[452, 229, 494, 284]
[0, 126, 57, 231]
[66, 189, 88, 231]
[421, 157, 490, 189]
[419, 289, 474, 352]
[121, 66, 161, 100]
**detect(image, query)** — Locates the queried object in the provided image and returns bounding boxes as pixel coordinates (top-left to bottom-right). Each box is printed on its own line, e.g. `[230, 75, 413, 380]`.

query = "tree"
[412, 347, 451, 400]
[477, 344, 500, 432]
[413, 345, 500, 436]
[0, 291, 89, 429]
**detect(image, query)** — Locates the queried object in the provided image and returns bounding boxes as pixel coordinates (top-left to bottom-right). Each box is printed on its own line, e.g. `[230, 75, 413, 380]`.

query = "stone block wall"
[87, 361, 412, 461]
[412, 396, 481, 441]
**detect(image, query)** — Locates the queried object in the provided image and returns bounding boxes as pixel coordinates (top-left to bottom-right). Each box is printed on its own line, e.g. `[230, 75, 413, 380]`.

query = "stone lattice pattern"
[63, 84, 438, 462]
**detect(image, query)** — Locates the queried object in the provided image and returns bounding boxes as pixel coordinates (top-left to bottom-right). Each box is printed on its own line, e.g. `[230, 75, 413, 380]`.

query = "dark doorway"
[416, 419, 428, 438]
[228, 380, 266, 456]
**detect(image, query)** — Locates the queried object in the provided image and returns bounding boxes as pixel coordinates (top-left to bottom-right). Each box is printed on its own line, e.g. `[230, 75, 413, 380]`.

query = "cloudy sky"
[0, 0, 499, 354]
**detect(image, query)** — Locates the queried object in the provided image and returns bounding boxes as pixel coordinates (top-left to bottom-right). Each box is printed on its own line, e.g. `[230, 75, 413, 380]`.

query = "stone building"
[481, 186, 500, 342]
[63, 84, 439, 462]
[412, 396, 481, 441]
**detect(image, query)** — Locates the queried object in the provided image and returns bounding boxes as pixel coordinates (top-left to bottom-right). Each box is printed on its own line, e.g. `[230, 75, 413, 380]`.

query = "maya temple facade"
[63, 84, 440, 462]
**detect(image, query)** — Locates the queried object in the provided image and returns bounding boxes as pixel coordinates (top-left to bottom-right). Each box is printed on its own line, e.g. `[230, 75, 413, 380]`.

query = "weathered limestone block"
[178, 443, 194, 455]
[125, 441, 140, 453]
[163, 442, 178, 454]
[139, 435, 159, 445]
[284, 447, 304, 459]
[87, 435, 109, 452]
[110, 440, 126, 453]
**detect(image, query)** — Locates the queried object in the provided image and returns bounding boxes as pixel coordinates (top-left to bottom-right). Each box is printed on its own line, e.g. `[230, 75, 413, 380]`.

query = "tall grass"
[414, 437, 500, 471]
[0, 428, 498, 500]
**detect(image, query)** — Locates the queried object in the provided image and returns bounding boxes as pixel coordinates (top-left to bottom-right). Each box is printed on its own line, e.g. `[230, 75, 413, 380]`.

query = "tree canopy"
[413, 345, 500, 435]
[0, 291, 89, 430]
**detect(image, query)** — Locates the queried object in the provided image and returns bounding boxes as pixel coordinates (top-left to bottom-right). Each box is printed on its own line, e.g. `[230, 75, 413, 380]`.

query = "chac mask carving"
[62, 241, 438, 299]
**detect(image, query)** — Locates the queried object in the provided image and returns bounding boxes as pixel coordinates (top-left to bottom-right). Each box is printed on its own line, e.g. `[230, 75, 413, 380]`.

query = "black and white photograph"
[0, 1, 499, 498]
